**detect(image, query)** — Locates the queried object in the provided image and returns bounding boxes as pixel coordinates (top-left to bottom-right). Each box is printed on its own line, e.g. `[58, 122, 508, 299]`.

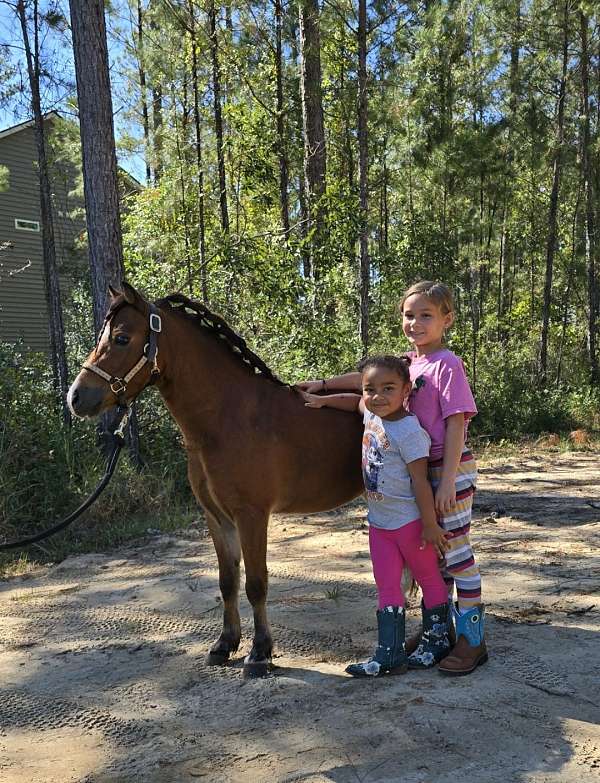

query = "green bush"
[0, 340, 194, 567]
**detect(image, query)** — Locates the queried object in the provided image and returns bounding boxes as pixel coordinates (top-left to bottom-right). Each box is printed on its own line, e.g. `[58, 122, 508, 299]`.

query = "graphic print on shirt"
[362, 416, 389, 502]
[409, 374, 426, 403]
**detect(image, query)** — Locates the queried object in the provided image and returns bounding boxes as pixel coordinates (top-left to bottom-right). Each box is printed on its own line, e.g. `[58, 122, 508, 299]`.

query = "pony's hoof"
[242, 656, 271, 679]
[206, 649, 231, 666]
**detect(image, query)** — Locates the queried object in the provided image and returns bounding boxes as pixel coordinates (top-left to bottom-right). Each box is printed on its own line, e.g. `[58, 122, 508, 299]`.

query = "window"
[15, 218, 40, 232]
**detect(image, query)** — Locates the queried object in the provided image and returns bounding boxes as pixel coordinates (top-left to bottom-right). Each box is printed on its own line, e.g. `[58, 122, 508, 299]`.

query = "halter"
[83, 301, 162, 409]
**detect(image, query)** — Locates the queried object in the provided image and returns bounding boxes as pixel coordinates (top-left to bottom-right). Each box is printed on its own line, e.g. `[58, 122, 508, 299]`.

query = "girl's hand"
[300, 391, 326, 408]
[435, 481, 456, 517]
[296, 380, 327, 394]
[421, 524, 450, 559]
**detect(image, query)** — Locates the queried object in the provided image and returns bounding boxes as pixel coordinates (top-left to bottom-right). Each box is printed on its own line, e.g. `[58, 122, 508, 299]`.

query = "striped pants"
[429, 450, 481, 610]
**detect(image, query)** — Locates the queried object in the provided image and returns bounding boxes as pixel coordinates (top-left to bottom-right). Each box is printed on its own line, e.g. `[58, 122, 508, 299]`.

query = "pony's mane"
[157, 293, 287, 387]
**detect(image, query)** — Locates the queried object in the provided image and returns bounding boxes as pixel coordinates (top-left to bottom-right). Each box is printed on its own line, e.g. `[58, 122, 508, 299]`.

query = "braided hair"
[158, 294, 287, 387]
[357, 354, 412, 384]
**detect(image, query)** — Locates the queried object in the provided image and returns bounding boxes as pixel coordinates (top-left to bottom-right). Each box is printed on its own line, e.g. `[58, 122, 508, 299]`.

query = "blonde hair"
[399, 280, 455, 315]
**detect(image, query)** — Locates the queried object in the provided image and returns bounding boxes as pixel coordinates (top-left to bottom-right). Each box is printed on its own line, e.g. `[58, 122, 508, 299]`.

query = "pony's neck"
[154, 307, 260, 448]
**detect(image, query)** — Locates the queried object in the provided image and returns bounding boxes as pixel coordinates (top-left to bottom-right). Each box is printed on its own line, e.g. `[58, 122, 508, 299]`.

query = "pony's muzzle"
[67, 378, 106, 418]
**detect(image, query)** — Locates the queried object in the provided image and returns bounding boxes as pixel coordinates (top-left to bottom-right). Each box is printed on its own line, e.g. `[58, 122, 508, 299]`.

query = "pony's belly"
[273, 476, 364, 515]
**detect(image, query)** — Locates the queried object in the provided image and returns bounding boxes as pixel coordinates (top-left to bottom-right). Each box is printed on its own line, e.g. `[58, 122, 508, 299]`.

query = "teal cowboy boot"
[407, 601, 451, 669]
[438, 603, 488, 676]
[346, 606, 408, 678]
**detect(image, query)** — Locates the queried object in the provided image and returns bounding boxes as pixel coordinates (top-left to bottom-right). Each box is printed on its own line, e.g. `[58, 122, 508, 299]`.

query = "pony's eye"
[114, 334, 130, 346]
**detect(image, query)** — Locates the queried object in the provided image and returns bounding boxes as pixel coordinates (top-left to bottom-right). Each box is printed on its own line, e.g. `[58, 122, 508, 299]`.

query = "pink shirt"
[407, 349, 477, 460]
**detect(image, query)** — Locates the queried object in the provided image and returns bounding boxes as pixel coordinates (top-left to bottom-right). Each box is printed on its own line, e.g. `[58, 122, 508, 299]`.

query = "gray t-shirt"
[362, 411, 432, 530]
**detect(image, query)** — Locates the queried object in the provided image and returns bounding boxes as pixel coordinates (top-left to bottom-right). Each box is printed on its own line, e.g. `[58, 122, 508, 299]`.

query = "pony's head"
[67, 282, 161, 418]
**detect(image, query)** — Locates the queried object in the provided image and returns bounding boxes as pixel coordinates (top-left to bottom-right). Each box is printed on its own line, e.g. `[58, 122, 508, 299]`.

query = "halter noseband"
[83, 302, 162, 409]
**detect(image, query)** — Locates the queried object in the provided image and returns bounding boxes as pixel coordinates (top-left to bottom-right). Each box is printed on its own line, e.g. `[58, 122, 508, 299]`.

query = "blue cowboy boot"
[438, 603, 488, 676]
[407, 601, 451, 668]
[346, 606, 408, 677]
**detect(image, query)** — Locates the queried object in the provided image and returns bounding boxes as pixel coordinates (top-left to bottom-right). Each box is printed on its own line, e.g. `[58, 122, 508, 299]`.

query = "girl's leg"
[430, 452, 481, 612]
[397, 519, 451, 669]
[440, 486, 481, 610]
[368, 526, 405, 609]
[430, 453, 487, 675]
[395, 519, 447, 608]
[345, 525, 408, 677]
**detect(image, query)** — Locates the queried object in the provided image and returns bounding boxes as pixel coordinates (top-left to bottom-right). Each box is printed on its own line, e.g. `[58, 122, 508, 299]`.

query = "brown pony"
[68, 283, 364, 677]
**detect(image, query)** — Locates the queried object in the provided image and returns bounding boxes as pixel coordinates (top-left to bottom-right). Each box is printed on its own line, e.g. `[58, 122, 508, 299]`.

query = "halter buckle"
[149, 313, 162, 333]
[110, 378, 127, 395]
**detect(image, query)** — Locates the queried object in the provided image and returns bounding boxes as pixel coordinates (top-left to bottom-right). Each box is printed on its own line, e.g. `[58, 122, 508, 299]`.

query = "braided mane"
[157, 293, 287, 387]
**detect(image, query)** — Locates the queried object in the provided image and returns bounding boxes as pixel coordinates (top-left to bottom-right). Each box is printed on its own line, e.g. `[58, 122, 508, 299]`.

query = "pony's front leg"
[237, 512, 272, 678]
[205, 512, 242, 665]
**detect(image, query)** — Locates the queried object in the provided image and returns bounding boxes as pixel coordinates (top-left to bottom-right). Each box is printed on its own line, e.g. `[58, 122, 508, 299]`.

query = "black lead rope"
[0, 409, 129, 553]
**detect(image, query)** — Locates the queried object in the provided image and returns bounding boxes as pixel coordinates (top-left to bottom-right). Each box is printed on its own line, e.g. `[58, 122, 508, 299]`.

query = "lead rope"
[0, 406, 130, 552]
[1, 304, 162, 553]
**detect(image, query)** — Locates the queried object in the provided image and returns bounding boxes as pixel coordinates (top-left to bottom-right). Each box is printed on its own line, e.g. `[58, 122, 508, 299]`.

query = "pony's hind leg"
[205, 512, 242, 665]
[237, 511, 272, 678]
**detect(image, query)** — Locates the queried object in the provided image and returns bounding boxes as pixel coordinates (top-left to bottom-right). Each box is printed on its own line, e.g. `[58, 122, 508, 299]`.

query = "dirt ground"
[1, 450, 599, 783]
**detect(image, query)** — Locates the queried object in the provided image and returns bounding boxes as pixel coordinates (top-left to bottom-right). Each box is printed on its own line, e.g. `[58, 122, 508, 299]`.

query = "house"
[0, 112, 140, 353]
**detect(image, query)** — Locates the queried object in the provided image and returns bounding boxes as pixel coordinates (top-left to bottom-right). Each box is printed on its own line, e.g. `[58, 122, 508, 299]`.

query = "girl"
[302, 354, 452, 677]
[298, 281, 487, 676]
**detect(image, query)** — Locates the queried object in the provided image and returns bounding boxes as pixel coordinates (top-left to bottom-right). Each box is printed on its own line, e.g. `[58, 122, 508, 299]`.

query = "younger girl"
[299, 281, 487, 676]
[302, 354, 451, 677]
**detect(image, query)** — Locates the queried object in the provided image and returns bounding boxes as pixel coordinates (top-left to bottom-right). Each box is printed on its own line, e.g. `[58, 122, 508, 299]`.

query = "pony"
[67, 283, 364, 677]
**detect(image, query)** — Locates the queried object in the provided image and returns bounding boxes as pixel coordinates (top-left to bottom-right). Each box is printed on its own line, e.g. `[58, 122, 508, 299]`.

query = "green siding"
[0, 119, 87, 353]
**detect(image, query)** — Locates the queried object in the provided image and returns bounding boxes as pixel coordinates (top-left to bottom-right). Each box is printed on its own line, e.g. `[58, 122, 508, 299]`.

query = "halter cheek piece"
[83, 302, 162, 411]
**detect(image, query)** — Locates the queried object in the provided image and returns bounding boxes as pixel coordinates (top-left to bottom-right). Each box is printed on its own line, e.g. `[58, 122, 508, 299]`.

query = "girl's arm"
[296, 372, 362, 394]
[407, 457, 449, 558]
[435, 413, 465, 515]
[301, 391, 363, 413]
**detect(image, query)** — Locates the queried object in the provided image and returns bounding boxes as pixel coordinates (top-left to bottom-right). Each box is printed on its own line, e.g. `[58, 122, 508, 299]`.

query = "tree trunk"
[379, 137, 389, 252]
[340, 21, 354, 192]
[172, 85, 192, 294]
[498, 0, 520, 342]
[152, 82, 163, 182]
[69, 0, 141, 457]
[275, 0, 290, 236]
[188, 0, 207, 301]
[208, 0, 229, 234]
[539, 0, 569, 381]
[17, 0, 70, 425]
[69, 0, 125, 332]
[136, 0, 152, 184]
[289, 19, 311, 276]
[580, 11, 598, 385]
[298, 0, 326, 275]
[357, 0, 369, 354]
[556, 188, 581, 386]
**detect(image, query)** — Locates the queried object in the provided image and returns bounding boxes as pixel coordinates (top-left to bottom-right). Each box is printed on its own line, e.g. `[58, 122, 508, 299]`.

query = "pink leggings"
[369, 519, 448, 609]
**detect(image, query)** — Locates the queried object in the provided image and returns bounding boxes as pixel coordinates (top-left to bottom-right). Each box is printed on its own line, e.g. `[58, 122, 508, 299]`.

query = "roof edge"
[0, 110, 62, 141]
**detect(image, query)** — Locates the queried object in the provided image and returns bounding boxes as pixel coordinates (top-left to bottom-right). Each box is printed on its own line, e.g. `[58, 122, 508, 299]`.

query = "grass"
[0, 506, 199, 579]
[0, 554, 41, 579]
[325, 584, 342, 601]
[473, 431, 600, 466]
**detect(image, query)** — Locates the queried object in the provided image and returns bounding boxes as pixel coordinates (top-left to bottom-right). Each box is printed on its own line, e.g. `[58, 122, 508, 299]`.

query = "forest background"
[1, 0, 600, 561]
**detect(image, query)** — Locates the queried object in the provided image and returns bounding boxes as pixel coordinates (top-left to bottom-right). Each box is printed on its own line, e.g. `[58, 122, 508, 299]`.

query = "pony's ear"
[121, 280, 145, 308]
[108, 284, 121, 300]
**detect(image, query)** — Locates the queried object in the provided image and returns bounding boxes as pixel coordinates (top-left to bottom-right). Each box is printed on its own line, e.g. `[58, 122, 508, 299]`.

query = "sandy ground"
[1, 450, 599, 783]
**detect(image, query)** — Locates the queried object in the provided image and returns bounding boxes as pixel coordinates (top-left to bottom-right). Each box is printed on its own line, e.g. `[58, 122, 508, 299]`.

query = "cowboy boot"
[438, 603, 488, 676]
[406, 601, 456, 655]
[407, 602, 451, 668]
[346, 606, 408, 678]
